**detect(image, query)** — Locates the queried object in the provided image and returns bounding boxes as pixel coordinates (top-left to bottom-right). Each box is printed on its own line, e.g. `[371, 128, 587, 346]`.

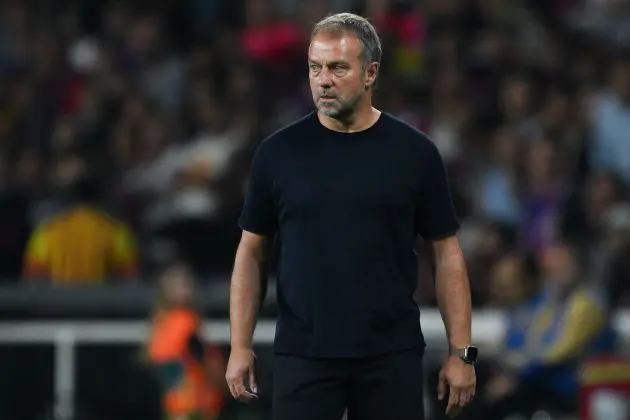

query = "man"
[23, 176, 138, 283]
[226, 13, 476, 420]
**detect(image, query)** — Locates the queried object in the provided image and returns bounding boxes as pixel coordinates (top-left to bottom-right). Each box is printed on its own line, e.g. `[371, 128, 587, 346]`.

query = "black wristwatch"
[449, 345, 478, 364]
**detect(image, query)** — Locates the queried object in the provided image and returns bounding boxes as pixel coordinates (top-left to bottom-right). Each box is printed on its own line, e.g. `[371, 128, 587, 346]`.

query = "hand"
[225, 347, 258, 403]
[437, 356, 476, 417]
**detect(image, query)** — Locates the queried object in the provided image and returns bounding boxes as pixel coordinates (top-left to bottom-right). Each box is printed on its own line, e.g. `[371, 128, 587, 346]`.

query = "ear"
[365, 62, 379, 88]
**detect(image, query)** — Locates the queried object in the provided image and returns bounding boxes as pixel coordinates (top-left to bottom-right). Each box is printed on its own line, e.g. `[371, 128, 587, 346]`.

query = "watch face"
[466, 346, 478, 362]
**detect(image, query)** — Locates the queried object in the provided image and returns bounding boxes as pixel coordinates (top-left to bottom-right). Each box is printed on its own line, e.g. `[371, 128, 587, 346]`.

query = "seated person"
[430, 243, 616, 419]
[429, 252, 536, 419]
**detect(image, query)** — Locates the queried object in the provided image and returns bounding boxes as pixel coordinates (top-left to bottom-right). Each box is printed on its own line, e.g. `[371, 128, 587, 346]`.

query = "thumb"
[249, 364, 258, 394]
[437, 371, 447, 400]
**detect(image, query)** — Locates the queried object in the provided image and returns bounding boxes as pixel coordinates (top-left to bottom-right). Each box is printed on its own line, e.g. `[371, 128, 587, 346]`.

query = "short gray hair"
[311, 13, 382, 68]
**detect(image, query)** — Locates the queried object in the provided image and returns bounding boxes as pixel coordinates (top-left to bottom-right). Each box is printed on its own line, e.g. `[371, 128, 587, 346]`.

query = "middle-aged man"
[226, 12, 476, 420]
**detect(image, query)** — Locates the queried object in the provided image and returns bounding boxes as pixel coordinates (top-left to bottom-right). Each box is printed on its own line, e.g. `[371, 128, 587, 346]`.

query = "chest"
[273, 142, 420, 216]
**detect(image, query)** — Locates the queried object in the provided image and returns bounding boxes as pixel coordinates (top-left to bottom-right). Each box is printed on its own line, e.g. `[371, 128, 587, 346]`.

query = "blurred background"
[0, 0, 630, 419]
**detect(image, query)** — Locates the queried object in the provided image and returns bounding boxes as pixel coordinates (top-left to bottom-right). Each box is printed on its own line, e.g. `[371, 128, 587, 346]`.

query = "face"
[492, 126, 517, 166]
[586, 173, 616, 216]
[489, 256, 525, 305]
[526, 139, 555, 182]
[308, 32, 378, 120]
[161, 266, 194, 306]
[541, 245, 578, 289]
[501, 78, 530, 116]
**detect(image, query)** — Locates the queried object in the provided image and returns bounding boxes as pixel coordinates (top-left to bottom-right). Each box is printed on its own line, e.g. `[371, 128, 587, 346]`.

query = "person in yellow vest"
[147, 263, 226, 420]
[22, 177, 138, 283]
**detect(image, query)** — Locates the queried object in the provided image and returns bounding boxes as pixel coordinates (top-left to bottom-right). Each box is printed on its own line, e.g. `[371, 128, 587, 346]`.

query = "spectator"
[474, 126, 522, 226]
[429, 253, 536, 419]
[22, 176, 138, 283]
[588, 55, 630, 184]
[466, 242, 615, 419]
[0, 0, 629, 417]
[145, 263, 226, 420]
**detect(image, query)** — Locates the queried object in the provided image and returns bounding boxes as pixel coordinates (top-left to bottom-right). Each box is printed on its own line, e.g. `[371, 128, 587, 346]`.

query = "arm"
[229, 138, 276, 345]
[229, 231, 271, 350]
[226, 140, 276, 400]
[416, 137, 474, 413]
[23, 227, 50, 280]
[109, 224, 139, 280]
[429, 236, 472, 349]
[414, 139, 466, 347]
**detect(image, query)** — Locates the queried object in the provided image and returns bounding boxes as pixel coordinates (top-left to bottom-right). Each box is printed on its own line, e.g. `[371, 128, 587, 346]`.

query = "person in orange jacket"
[147, 263, 226, 420]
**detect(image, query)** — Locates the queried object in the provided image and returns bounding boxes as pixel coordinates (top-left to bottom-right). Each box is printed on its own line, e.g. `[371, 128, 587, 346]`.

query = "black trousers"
[272, 349, 425, 420]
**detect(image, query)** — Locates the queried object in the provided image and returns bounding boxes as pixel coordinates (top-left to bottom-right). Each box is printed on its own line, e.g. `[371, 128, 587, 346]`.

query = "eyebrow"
[308, 59, 349, 67]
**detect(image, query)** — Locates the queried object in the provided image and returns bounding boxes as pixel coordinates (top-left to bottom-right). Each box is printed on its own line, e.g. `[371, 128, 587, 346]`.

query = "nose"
[317, 69, 333, 88]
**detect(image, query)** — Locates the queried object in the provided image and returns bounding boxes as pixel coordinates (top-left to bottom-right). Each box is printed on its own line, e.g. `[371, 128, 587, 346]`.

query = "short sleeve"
[23, 226, 50, 279]
[415, 142, 460, 240]
[238, 143, 278, 235]
[109, 224, 139, 277]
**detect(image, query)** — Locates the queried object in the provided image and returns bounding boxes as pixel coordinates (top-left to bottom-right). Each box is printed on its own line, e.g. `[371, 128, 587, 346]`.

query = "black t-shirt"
[239, 112, 460, 358]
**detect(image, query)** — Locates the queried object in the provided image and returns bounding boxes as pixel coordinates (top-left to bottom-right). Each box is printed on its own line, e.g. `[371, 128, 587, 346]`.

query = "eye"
[332, 65, 347, 75]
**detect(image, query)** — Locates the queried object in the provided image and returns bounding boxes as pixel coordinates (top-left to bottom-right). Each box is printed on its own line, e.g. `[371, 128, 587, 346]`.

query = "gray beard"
[316, 89, 364, 120]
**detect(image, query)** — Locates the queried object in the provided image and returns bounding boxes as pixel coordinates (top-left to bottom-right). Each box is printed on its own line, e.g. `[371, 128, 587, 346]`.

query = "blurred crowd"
[3, 0, 630, 307]
[1, 0, 630, 419]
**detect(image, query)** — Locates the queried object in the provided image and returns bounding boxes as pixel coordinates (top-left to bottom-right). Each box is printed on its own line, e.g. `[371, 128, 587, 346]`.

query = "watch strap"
[449, 346, 476, 364]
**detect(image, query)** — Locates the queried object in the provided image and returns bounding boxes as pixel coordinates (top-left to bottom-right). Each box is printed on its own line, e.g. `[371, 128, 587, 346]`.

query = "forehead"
[308, 32, 362, 62]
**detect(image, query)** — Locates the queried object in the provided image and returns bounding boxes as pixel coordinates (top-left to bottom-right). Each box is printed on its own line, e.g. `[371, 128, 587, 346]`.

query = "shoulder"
[170, 308, 201, 331]
[257, 112, 317, 155]
[81, 207, 129, 232]
[572, 285, 609, 312]
[380, 112, 441, 157]
[28, 208, 73, 237]
[111, 221, 137, 249]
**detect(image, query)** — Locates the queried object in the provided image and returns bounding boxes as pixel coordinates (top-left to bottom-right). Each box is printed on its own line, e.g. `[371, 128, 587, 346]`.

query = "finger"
[437, 373, 447, 400]
[469, 385, 477, 404]
[458, 390, 470, 407]
[249, 366, 258, 394]
[230, 375, 247, 400]
[237, 391, 257, 403]
[234, 381, 247, 398]
[447, 404, 462, 418]
[229, 380, 240, 399]
[468, 387, 476, 404]
[226, 379, 237, 399]
[446, 388, 460, 415]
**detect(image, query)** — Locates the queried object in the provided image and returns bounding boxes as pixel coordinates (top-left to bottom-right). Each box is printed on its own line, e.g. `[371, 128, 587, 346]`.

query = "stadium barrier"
[0, 310, 629, 419]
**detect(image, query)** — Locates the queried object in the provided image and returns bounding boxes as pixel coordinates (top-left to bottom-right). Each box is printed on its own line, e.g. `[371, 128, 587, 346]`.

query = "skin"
[161, 265, 194, 306]
[225, 232, 269, 402]
[429, 238, 476, 416]
[307, 31, 380, 132]
[156, 268, 225, 420]
[226, 30, 475, 415]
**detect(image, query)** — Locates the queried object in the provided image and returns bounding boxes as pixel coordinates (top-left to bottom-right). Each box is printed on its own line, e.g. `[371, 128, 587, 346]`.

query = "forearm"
[229, 245, 267, 349]
[432, 240, 472, 348]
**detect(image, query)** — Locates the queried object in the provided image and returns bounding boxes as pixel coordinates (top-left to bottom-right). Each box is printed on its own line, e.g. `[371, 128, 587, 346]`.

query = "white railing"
[0, 310, 628, 420]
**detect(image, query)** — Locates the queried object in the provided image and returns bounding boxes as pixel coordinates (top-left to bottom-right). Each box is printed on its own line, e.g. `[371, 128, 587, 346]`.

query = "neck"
[318, 100, 381, 133]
